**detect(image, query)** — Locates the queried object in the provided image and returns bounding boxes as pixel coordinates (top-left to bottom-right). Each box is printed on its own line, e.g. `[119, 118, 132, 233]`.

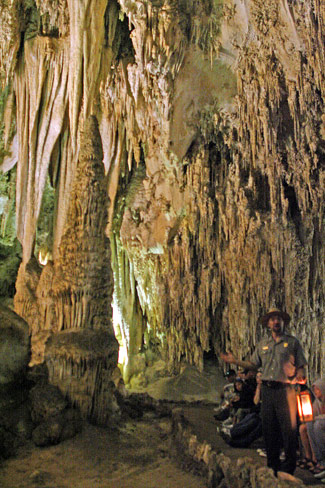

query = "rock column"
[45, 116, 119, 425]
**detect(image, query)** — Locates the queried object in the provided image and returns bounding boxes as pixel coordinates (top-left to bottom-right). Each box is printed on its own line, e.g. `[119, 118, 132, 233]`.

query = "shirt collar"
[265, 333, 289, 345]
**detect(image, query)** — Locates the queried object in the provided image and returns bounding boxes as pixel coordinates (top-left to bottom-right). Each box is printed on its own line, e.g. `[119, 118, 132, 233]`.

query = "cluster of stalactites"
[158, 0, 324, 376]
[35, 0, 70, 38]
[0, 1, 20, 86]
[101, 0, 226, 211]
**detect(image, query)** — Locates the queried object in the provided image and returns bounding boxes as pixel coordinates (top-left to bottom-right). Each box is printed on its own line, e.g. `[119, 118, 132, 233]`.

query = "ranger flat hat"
[260, 308, 291, 326]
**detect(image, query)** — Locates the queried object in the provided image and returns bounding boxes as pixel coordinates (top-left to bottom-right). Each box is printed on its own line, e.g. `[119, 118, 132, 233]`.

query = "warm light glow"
[38, 250, 49, 266]
[297, 390, 313, 422]
[118, 342, 128, 366]
[112, 300, 128, 367]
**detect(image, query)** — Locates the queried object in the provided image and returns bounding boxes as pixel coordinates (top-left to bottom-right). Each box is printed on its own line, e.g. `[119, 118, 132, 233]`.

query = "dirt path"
[0, 414, 207, 488]
[182, 404, 321, 486]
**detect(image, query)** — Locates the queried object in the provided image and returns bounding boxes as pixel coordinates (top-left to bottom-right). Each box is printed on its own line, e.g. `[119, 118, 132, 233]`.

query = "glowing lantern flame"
[296, 390, 313, 423]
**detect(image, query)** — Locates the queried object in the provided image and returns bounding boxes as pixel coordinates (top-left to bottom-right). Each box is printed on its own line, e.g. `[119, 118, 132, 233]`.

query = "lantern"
[296, 389, 314, 423]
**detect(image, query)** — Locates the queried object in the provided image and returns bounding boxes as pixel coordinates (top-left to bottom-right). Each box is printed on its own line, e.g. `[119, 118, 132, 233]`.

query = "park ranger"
[220, 309, 307, 476]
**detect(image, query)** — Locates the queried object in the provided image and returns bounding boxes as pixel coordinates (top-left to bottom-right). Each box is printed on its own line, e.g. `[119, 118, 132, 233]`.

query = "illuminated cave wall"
[0, 0, 324, 398]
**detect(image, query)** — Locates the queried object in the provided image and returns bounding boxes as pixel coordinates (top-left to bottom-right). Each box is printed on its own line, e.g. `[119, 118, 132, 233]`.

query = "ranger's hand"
[295, 370, 307, 384]
[220, 351, 236, 364]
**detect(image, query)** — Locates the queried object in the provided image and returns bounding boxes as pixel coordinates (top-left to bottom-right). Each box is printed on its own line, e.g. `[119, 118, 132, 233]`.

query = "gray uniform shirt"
[250, 333, 307, 383]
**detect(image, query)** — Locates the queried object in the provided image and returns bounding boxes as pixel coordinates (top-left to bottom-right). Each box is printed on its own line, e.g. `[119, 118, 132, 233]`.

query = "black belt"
[262, 381, 289, 389]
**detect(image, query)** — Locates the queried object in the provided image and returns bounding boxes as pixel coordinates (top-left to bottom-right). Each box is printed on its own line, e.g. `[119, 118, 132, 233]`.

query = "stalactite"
[14, 36, 69, 263]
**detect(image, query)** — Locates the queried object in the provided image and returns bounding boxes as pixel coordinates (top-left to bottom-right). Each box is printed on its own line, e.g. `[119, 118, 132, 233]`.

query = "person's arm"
[220, 352, 258, 371]
[254, 373, 262, 405]
[294, 341, 307, 384]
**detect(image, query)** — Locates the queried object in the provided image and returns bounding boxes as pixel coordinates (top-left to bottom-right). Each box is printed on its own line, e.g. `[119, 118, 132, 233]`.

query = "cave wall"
[0, 0, 323, 388]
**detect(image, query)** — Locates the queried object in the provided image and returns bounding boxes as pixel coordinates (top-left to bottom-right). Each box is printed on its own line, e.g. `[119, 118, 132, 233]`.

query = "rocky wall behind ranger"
[0, 0, 323, 386]
[111, 0, 324, 379]
[158, 0, 324, 377]
[107, 0, 324, 379]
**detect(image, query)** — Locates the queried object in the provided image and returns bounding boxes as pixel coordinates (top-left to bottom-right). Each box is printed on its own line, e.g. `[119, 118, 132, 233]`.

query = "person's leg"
[299, 423, 316, 462]
[307, 419, 325, 467]
[238, 419, 262, 446]
[276, 386, 298, 475]
[235, 408, 251, 423]
[214, 405, 230, 420]
[231, 412, 259, 439]
[261, 385, 282, 474]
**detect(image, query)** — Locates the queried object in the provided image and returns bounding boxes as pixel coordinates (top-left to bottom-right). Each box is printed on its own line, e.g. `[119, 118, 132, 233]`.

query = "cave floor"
[0, 362, 320, 487]
[0, 415, 207, 488]
[0, 405, 319, 488]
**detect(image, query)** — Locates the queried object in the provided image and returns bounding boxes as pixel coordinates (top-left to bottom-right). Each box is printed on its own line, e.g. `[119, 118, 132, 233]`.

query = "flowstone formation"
[0, 0, 323, 390]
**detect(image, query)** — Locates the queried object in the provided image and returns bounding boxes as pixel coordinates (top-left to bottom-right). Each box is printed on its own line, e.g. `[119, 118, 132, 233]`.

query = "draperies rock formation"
[0, 0, 324, 413]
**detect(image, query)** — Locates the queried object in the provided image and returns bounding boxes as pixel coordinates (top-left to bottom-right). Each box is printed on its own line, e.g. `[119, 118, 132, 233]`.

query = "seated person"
[214, 369, 237, 420]
[304, 378, 325, 478]
[230, 377, 256, 423]
[221, 372, 263, 447]
[243, 368, 257, 396]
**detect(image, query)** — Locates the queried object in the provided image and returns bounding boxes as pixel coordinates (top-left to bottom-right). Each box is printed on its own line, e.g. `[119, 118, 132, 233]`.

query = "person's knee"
[299, 423, 307, 435]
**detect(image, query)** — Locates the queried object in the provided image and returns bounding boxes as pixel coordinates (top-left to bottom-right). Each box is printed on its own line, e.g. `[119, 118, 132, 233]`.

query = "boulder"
[29, 383, 67, 424]
[0, 304, 30, 385]
[0, 403, 33, 441]
[32, 409, 82, 447]
[0, 426, 19, 459]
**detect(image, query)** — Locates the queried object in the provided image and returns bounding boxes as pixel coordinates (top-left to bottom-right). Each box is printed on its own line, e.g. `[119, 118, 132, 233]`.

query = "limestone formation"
[40, 116, 118, 425]
[0, 0, 323, 390]
[13, 257, 41, 337]
[45, 329, 119, 425]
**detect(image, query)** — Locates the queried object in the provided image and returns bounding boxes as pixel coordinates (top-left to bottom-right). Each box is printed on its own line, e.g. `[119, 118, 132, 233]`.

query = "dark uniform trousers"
[261, 382, 297, 475]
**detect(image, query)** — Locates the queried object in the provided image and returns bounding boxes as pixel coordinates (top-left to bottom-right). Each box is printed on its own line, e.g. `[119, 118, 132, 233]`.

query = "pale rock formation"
[14, 257, 42, 338]
[45, 329, 119, 425]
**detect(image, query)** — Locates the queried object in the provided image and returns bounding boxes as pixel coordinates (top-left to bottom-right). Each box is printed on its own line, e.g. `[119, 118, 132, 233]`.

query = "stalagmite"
[44, 115, 119, 424]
